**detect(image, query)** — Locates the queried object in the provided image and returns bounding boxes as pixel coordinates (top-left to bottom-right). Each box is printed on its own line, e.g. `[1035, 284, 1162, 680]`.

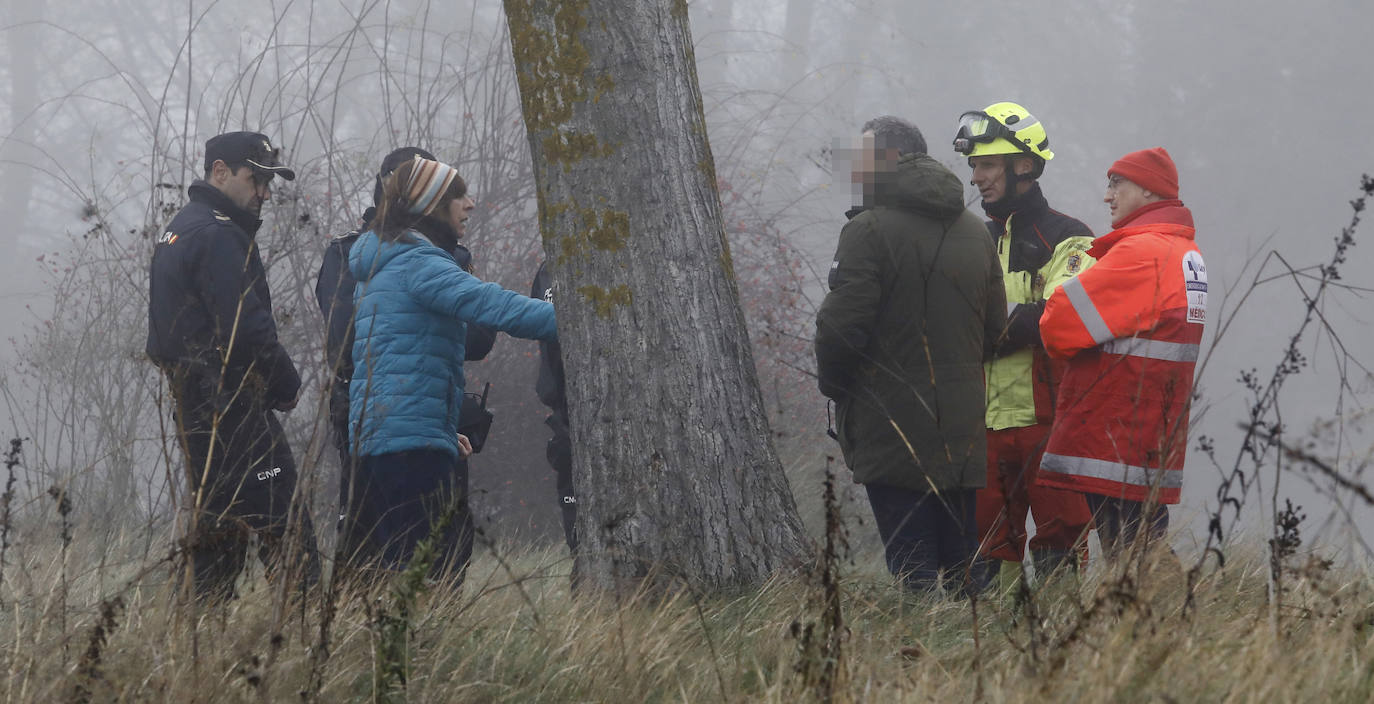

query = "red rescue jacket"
[1036, 201, 1205, 504]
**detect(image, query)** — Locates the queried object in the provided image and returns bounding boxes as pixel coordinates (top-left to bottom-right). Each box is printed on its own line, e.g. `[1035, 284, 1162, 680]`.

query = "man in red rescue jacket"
[1038, 147, 1205, 557]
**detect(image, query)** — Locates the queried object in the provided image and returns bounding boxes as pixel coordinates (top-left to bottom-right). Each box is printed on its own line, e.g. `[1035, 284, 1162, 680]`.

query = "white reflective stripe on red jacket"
[1061, 277, 1201, 362]
[1040, 452, 1183, 490]
[1060, 276, 1114, 345]
[1100, 337, 1200, 362]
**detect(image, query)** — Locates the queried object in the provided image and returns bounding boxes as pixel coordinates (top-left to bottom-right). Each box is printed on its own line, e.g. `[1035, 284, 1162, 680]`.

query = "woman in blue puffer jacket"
[347, 155, 556, 577]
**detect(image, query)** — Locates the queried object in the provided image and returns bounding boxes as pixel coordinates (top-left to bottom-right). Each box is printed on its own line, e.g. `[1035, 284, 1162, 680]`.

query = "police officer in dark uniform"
[147, 131, 319, 601]
[315, 146, 496, 576]
[531, 261, 577, 552]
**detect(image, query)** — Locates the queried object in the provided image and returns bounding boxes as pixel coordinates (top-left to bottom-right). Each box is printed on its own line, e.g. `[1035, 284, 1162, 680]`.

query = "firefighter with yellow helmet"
[953, 102, 1095, 583]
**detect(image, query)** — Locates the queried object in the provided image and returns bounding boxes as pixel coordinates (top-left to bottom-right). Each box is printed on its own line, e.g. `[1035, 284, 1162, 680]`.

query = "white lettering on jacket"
[1182, 250, 1207, 324]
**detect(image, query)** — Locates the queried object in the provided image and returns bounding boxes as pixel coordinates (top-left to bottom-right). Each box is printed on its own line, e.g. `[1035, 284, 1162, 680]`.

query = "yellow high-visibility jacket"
[982, 186, 1095, 430]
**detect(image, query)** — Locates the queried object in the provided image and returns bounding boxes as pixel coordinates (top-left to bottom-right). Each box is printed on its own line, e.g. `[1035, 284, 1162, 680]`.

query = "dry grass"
[1, 530, 1370, 704]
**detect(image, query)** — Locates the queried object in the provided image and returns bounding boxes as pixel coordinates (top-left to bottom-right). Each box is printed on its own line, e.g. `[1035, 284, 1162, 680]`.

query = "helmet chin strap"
[1001, 155, 1029, 201]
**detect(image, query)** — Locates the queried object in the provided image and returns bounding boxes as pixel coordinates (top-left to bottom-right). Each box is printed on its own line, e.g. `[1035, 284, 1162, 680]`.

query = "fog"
[2, 0, 1371, 561]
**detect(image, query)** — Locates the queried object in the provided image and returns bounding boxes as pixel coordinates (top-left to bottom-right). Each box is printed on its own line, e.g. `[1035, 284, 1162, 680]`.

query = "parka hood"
[877, 153, 967, 218]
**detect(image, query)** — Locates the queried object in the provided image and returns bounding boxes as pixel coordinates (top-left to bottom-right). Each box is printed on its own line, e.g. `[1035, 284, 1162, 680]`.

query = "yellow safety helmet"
[952, 101, 1054, 162]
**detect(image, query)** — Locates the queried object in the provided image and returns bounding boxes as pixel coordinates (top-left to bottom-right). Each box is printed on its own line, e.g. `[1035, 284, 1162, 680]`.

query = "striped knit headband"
[404, 155, 460, 216]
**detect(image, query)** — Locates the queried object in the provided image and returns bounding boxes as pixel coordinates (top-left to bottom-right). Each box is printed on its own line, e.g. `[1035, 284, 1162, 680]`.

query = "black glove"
[995, 302, 1044, 357]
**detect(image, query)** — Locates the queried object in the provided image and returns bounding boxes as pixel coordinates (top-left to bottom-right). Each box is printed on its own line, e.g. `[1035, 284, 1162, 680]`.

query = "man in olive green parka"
[816, 115, 1005, 594]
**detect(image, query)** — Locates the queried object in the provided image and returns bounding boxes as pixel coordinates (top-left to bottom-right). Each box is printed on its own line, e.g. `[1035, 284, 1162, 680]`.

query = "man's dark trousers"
[169, 368, 319, 601]
[1086, 494, 1169, 559]
[545, 414, 578, 552]
[331, 391, 365, 567]
[865, 484, 983, 595]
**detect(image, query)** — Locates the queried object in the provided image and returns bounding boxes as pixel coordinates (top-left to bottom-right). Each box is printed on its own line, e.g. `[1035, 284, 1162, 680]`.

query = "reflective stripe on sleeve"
[1101, 337, 1200, 362]
[1041, 452, 1183, 489]
[1061, 277, 1114, 345]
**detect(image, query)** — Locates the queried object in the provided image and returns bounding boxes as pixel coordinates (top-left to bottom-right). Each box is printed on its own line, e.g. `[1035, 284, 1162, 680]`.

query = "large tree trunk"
[503, 0, 809, 594]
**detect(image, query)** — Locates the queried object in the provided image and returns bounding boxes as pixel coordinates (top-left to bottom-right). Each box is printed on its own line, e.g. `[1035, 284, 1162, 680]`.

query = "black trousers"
[348, 449, 475, 582]
[864, 484, 984, 595]
[168, 368, 319, 601]
[330, 393, 364, 566]
[1086, 494, 1170, 559]
[545, 414, 578, 552]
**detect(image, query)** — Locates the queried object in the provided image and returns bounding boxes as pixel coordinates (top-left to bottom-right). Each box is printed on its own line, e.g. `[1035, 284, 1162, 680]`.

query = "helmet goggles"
[952, 110, 1038, 157]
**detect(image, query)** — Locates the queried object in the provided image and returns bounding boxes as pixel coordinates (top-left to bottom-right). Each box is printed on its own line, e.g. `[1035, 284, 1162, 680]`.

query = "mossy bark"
[504, 0, 809, 593]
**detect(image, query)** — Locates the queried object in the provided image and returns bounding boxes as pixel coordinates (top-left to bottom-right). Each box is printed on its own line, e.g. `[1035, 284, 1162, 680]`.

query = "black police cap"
[204, 131, 296, 181]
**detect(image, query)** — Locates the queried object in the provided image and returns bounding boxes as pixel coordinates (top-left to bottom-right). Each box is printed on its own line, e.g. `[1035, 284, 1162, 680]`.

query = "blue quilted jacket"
[348, 229, 557, 458]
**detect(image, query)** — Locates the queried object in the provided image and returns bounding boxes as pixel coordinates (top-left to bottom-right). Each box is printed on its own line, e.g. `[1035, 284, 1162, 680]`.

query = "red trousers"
[977, 424, 1092, 562]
